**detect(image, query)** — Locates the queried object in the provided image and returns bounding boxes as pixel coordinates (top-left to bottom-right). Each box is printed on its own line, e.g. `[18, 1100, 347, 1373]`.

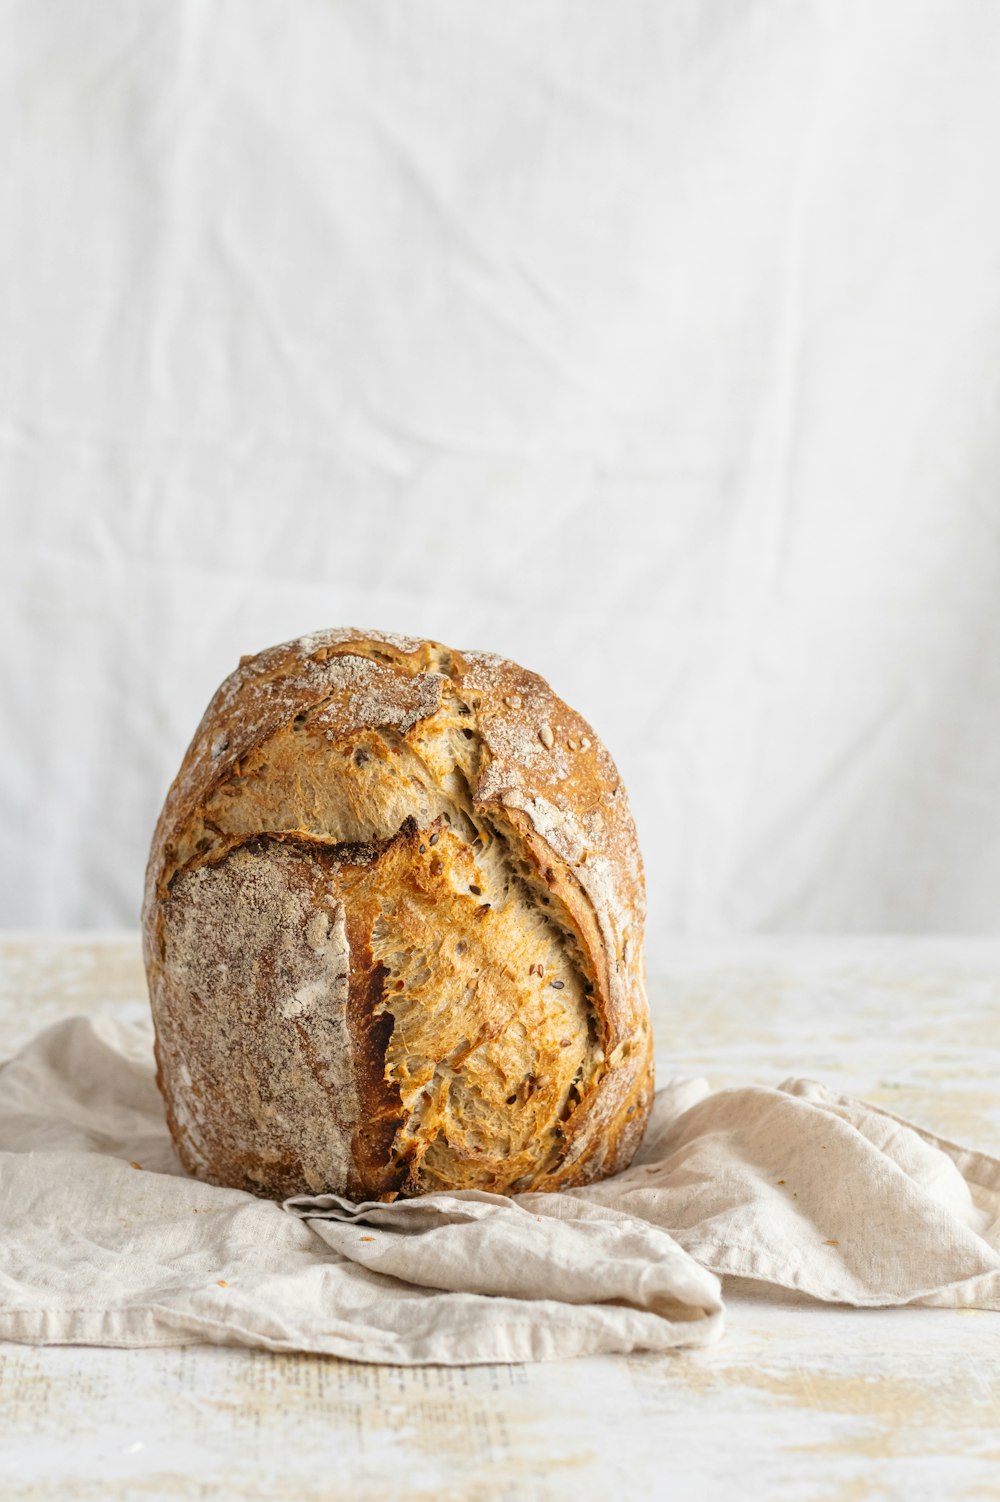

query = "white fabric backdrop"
[3, 1, 1000, 961]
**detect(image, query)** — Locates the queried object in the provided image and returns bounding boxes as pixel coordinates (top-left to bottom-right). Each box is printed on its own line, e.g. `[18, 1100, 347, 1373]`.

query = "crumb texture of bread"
[142, 628, 654, 1200]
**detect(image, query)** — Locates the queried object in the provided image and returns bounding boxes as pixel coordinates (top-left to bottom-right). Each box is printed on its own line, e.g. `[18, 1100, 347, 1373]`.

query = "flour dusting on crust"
[159, 845, 357, 1195]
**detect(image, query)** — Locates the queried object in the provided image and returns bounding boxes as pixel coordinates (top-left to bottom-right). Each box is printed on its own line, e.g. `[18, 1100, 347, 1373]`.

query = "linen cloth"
[1, 1015, 997, 1364]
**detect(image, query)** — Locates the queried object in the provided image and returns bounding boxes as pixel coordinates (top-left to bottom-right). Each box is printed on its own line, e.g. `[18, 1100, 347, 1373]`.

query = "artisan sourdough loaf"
[142, 629, 653, 1200]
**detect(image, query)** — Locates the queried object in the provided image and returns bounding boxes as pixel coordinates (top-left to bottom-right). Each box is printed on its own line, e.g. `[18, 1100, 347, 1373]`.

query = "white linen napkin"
[1, 1015, 997, 1364]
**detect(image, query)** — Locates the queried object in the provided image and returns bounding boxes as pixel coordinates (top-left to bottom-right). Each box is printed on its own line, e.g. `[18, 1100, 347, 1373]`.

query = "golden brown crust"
[142, 628, 653, 1199]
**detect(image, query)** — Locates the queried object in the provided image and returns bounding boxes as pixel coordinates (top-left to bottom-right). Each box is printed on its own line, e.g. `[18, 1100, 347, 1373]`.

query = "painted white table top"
[1, 935, 999, 1501]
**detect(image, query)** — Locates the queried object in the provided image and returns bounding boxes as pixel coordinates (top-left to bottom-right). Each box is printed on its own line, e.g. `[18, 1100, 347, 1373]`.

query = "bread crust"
[142, 629, 654, 1199]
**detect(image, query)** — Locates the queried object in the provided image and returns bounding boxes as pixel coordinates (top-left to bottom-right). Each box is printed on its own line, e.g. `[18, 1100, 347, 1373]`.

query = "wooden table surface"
[2, 934, 999, 1501]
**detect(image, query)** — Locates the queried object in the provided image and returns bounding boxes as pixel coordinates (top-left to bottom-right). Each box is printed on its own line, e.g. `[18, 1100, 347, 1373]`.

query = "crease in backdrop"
[2, 1, 1000, 954]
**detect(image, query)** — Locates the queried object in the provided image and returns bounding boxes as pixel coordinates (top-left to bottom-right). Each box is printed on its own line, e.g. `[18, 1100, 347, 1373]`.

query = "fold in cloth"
[1, 1016, 997, 1364]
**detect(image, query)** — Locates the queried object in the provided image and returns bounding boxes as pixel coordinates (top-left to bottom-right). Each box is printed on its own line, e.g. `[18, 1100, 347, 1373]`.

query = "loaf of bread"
[142, 628, 653, 1200]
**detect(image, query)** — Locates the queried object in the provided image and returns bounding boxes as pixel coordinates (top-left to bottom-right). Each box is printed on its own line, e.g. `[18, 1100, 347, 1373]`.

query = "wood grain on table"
[1, 935, 998, 1502]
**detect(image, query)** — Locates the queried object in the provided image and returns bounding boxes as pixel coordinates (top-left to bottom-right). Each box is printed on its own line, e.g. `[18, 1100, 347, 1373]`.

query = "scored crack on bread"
[142, 627, 654, 1200]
